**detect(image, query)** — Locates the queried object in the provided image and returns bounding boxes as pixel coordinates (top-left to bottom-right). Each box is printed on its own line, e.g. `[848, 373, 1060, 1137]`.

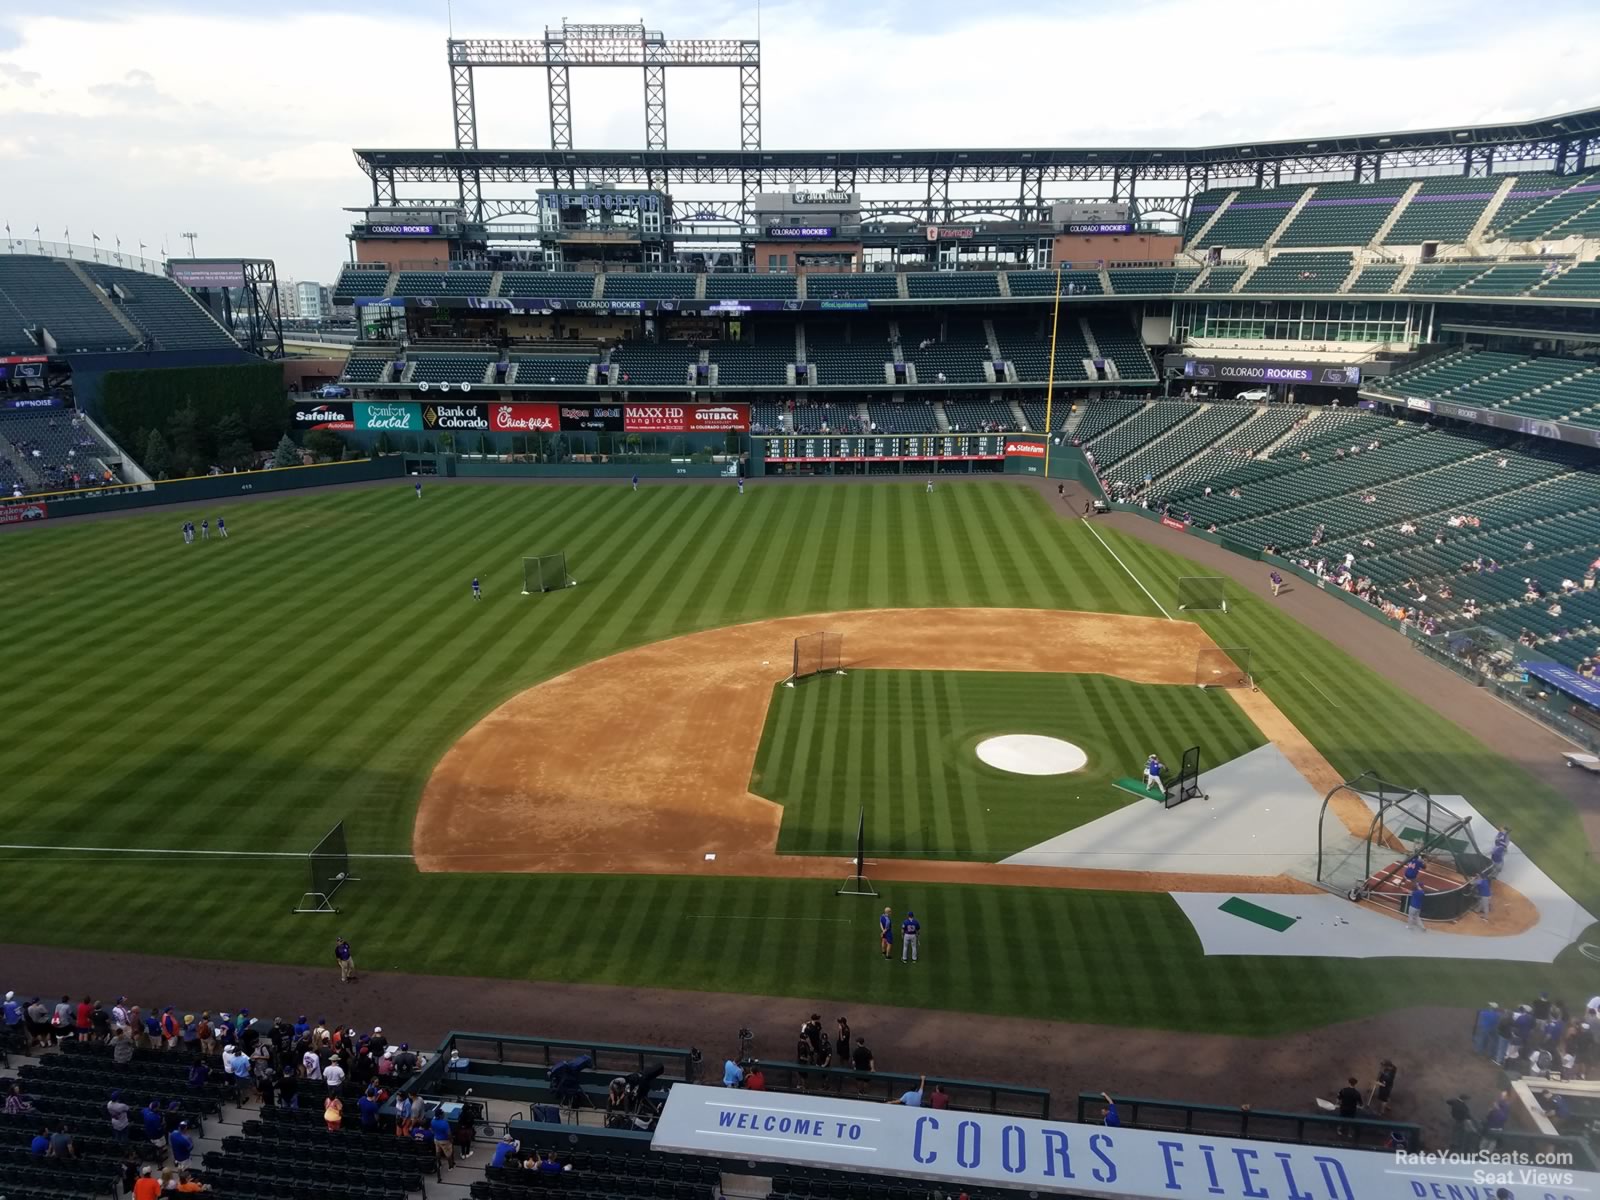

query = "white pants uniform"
[902, 933, 918, 962]
[1145, 770, 1162, 790]
[1407, 904, 1424, 930]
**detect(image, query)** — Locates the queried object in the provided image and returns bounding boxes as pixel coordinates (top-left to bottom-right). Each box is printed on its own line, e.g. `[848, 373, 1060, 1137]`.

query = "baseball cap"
[373, 1026, 382, 1034]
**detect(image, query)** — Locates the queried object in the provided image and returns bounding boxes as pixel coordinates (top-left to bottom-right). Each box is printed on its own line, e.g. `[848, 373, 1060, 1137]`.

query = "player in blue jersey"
[632, 474, 639, 492]
[737, 477, 744, 496]
[180, 521, 190, 545]
[471, 577, 481, 601]
[200, 518, 209, 540]
[878, 908, 893, 960]
[900, 911, 921, 963]
[216, 516, 227, 539]
[414, 480, 423, 500]
[1144, 754, 1164, 792]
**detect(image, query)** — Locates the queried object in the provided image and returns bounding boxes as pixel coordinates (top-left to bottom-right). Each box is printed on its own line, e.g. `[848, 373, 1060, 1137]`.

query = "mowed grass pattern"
[2, 479, 1596, 1033]
[755, 670, 1264, 859]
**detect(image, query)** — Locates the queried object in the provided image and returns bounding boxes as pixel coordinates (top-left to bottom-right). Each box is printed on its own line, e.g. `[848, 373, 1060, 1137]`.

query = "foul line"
[0, 843, 414, 860]
[1300, 672, 1343, 708]
[1082, 520, 1173, 620]
[688, 914, 853, 923]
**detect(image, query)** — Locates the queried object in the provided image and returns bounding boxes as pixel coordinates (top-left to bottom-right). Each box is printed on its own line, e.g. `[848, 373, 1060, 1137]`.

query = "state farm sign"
[1003, 440, 1045, 457]
[624, 403, 749, 433]
[490, 403, 559, 433]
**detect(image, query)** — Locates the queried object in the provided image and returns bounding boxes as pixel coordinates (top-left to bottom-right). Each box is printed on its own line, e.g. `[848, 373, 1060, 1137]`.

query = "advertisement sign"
[1523, 661, 1600, 707]
[1405, 397, 1433, 413]
[366, 224, 438, 236]
[925, 226, 976, 240]
[489, 403, 560, 433]
[0, 354, 48, 366]
[1003, 440, 1045, 458]
[766, 226, 836, 239]
[1181, 359, 1361, 386]
[353, 402, 422, 432]
[792, 190, 852, 205]
[652, 1085, 1599, 1200]
[1161, 515, 1189, 531]
[293, 402, 355, 431]
[169, 261, 246, 289]
[0, 394, 63, 410]
[560, 405, 623, 432]
[1065, 222, 1134, 235]
[0, 501, 47, 525]
[624, 404, 749, 433]
[421, 402, 489, 431]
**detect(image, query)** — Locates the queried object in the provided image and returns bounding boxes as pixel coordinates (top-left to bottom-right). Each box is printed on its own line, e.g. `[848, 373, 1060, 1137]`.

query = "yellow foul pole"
[1041, 260, 1064, 478]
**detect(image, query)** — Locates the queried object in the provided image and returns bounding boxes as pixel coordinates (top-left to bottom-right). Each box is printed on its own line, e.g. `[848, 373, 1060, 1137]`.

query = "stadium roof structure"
[354, 106, 1600, 223]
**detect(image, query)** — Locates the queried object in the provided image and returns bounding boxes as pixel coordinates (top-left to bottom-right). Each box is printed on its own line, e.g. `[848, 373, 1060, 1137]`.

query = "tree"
[213, 413, 253, 470]
[302, 429, 344, 461]
[167, 401, 205, 477]
[272, 433, 299, 468]
[247, 396, 290, 449]
[142, 429, 171, 480]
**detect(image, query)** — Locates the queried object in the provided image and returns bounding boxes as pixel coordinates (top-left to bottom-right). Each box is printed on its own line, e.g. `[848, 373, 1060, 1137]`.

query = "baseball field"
[3, 477, 1596, 1035]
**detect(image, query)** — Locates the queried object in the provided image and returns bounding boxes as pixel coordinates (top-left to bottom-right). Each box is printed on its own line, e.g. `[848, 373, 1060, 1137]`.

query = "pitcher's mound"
[976, 734, 1087, 776]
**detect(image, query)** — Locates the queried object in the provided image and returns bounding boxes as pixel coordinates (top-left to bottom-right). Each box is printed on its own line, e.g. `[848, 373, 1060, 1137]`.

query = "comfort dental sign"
[651, 1086, 1598, 1200]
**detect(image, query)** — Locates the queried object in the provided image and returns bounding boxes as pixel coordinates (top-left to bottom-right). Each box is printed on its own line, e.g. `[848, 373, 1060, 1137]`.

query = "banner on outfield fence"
[0, 393, 62, 409]
[421, 402, 489, 431]
[1004, 440, 1045, 457]
[490, 403, 560, 433]
[651, 1085, 1597, 1200]
[293, 402, 355, 430]
[561, 405, 623, 432]
[353, 402, 422, 432]
[624, 403, 749, 433]
[1161, 515, 1189, 531]
[0, 501, 48, 525]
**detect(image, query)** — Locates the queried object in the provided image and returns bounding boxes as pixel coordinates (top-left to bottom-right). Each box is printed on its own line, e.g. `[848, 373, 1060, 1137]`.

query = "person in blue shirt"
[1494, 825, 1511, 851]
[357, 1088, 381, 1131]
[2, 991, 22, 1045]
[1407, 884, 1426, 931]
[169, 1121, 193, 1165]
[1490, 841, 1507, 872]
[200, 518, 209, 541]
[294, 1015, 310, 1040]
[889, 1075, 925, 1107]
[879, 908, 893, 960]
[631, 474, 639, 492]
[217, 516, 227, 539]
[414, 480, 423, 500]
[1473, 1003, 1501, 1057]
[1476, 874, 1493, 921]
[143, 1011, 161, 1044]
[472, 577, 481, 601]
[29, 1125, 49, 1157]
[722, 1059, 744, 1088]
[1144, 754, 1163, 792]
[141, 1102, 165, 1146]
[1402, 855, 1421, 884]
[1100, 1093, 1121, 1127]
[900, 911, 921, 964]
[491, 1134, 521, 1169]
[431, 1110, 455, 1168]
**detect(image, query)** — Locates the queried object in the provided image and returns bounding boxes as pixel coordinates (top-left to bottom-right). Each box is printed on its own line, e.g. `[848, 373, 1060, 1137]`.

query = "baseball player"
[1406, 884, 1426, 931]
[900, 911, 921, 963]
[471, 577, 482, 601]
[1269, 570, 1283, 597]
[926, 479, 934, 494]
[632, 474, 639, 492]
[200, 518, 209, 541]
[1143, 754, 1164, 792]
[878, 908, 893, 960]
[414, 480, 423, 500]
[737, 477, 745, 497]
[216, 516, 228, 539]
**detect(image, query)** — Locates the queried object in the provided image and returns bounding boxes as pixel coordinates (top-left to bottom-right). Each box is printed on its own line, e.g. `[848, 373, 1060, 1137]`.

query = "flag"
[33, 226, 39, 236]
[91, 232, 100, 242]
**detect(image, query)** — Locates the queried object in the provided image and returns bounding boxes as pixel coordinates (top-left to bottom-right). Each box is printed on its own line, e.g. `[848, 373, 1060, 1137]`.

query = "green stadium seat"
[391, 271, 494, 298]
[332, 267, 393, 302]
[601, 274, 697, 300]
[1195, 266, 1246, 293]
[0, 257, 141, 352]
[905, 272, 1000, 299]
[1346, 265, 1403, 294]
[1106, 268, 1198, 295]
[1384, 178, 1500, 245]
[1196, 188, 1303, 249]
[705, 274, 798, 300]
[499, 272, 596, 299]
[1493, 172, 1600, 240]
[408, 353, 494, 385]
[1276, 182, 1407, 248]
[803, 273, 898, 299]
[1240, 252, 1353, 294]
[1006, 270, 1102, 297]
[1086, 315, 1156, 380]
[1531, 261, 1600, 299]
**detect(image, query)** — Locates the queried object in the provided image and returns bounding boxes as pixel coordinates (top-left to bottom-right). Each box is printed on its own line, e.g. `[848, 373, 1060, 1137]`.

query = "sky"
[2, 0, 1599, 282]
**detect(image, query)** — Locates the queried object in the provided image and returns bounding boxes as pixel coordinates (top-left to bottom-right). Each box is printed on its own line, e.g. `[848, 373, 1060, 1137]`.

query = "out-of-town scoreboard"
[763, 433, 1010, 462]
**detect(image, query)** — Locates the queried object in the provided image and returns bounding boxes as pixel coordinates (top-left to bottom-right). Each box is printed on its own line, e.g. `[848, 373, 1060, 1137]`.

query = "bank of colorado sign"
[421, 403, 489, 431]
[651, 1086, 1597, 1200]
[625, 403, 749, 433]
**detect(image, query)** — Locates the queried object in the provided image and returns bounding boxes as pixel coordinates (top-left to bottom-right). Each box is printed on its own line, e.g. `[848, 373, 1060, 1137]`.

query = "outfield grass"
[3, 479, 1595, 1032]
[754, 670, 1263, 859]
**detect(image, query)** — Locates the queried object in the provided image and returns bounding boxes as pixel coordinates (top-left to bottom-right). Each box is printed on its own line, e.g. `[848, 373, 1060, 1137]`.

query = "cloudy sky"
[3, 0, 1599, 282]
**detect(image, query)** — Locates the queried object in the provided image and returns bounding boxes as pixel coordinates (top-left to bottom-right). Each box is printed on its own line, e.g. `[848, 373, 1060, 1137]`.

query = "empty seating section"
[1373, 350, 1525, 398]
[1495, 173, 1600, 239]
[1070, 399, 1141, 439]
[608, 342, 696, 385]
[340, 356, 390, 384]
[1347, 265, 1403, 294]
[1107, 268, 1198, 294]
[0, 257, 138, 352]
[1196, 266, 1246, 293]
[711, 338, 793, 386]
[705, 274, 797, 299]
[499, 272, 596, 299]
[751, 401, 785, 432]
[511, 355, 592, 385]
[408, 354, 493, 384]
[1087, 402, 1194, 466]
[1374, 351, 1600, 423]
[1457, 263, 1550, 295]
[1006, 270, 1103, 297]
[1021, 402, 1047, 431]
[391, 271, 493, 298]
[1085, 316, 1157, 380]
[332, 267, 392, 301]
[84, 263, 238, 349]
[600, 274, 696, 299]
[0, 408, 121, 494]
[805, 321, 892, 386]
[1196, 190, 1302, 249]
[472, 1145, 721, 1200]
[865, 402, 938, 433]
[993, 317, 1089, 383]
[904, 272, 1000, 299]
[791, 401, 857, 433]
[215, 1104, 434, 1200]
[1159, 405, 1307, 494]
[1404, 263, 1490, 294]
[1432, 358, 1589, 411]
[1384, 177, 1498, 244]
[1184, 189, 1233, 243]
[944, 401, 1016, 431]
[1496, 370, 1600, 421]
[1242, 252, 1352, 294]
[804, 273, 898, 299]
[1276, 182, 1406, 247]
[900, 317, 989, 384]
[1533, 262, 1600, 299]
[1105, 404, 1253, 486]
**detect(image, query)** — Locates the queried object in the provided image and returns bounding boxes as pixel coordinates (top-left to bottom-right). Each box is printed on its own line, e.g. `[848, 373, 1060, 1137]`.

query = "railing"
[436, 1031, 702, 1084]
[739, 1061, 1048, 1118]
[1075, 1094, 1421, 1152]
[4, 237, 166, 277]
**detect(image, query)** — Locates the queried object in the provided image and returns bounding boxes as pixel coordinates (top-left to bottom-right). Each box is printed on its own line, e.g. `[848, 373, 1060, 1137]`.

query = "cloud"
[0, 61, 40, 87]
[88, 67, 175, 108]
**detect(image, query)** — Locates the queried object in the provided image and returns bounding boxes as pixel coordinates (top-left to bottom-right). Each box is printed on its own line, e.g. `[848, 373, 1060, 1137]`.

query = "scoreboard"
[763, 434, 1008, 462]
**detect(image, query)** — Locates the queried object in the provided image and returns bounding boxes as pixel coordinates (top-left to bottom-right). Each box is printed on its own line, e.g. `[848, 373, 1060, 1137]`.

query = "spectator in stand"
[1100, 1093, 1121, 1127]
[111, 1024, 135, 1065]
[889, 1075, 926, 1107]
[928, 1083, 950, 1110]
[29, 1124, 50, 1158]
[133, 1166, 161, 1200]
[358, 1086, 382, 1131]
[173, 1169, 207, 1193]
[492, 1133, 521, 1168]
[324, 1093, 343, 1132]
[4, 1083, 33, 1115]
[395, 1091, 415, 1137]
[141, 1100, 166, 1150]
[169, 1120, 194, 1167]
[1474, 1004, 1501, 1057]
[324, 1056, 347, 1094]
[74, 996, 93, 1041]
[745, 1061, 766, 1091]
[107, 1091, 130, 1141]
[1446, 1093, 1476, 1153]
[430, 1105, 455, 1168]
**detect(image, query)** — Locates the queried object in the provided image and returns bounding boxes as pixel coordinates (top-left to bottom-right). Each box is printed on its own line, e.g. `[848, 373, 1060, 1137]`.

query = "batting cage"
[1196, 646, 1253, 689]
[1165, 745, 1206, 808]
[294, 820, 359, 914]
[522, 552, 575, 594]
[788, 631, 844, 687]
[1177, 576, 1229, 613]
[1315, 773, 1489, 920]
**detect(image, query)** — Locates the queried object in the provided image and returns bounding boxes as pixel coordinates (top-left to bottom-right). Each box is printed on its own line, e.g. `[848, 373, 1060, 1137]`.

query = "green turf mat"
[1115, 777, 1167, 802]
[1397, 827, 1470, 855]
[1218, 896, 1299, 932]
